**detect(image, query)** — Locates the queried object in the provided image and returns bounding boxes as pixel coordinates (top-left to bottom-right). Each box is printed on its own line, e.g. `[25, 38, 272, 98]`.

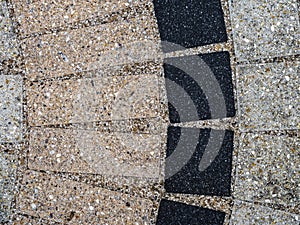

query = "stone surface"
[165, 127, 234, 196]
[0, 75, 22, 143]
[17, 170, 153, 224]
[230, 200, 300, 225]
[153, 0, 227, 52]
[229, 0, 299, 61]
[237, 61, 299, 132]
[156, 199, 225, 225]
[27, 73, 160, 126]
[28, 127, 162, 179]
[22, 12, 160, 80]
[234, 132, 299, 208]
[165, 51, 235, 123]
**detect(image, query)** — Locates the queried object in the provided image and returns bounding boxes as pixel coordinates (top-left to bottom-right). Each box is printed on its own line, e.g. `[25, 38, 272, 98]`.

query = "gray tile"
[229, 0, 299, 61]
[0, 75, 22, 142]
[0, 151, 17, 222]
[230, 200, 300, 225]
[237, 62, 299, 132]
[234, 132, 299, 208]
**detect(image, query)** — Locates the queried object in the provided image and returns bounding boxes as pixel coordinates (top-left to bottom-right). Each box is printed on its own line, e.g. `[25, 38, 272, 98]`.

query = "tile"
[13, 215, 60, 225]
[156, 199, 225, 225]
[164, 51, 235, 123]
[234, 132, 299, 207]
[0, 75, 22, 142]
[165, 126, 234, 196]
[237, 62, 299, 132]
[27, 73, 160, 126]
[28, 127, 161, 179]
[229, 0, 300, 61]
[153, 0, 227, 52]
[22, 13, 160, 80]
[230, 200, 300, 225]
[12, 0, 146, 36]
[17, 170, 153, 224]
[0, 1, 18, 60]
[0, 151, 17, 222]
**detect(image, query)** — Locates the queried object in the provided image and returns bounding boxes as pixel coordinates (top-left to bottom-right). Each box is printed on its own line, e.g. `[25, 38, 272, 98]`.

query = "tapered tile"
[17, 170, 153, 224]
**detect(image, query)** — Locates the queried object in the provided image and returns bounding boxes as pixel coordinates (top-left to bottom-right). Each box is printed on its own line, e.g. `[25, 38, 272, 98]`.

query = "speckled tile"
[17, 170, 153, 224]
[230, 200, 300, 225]
[22, 12, 160, 80]
[234, 132, 299, 208]
[165, 51, 235, 123]
[153, 0, 227, 52]
[0, 151, 17, 222]
[0, 75, 22, 142]
[12, 0, 149, 36]
[13, 215, 60, 225]
[165, 127, 234, 196]
[28, 127, 162, 179]
[0, 1, 18, 60]
[229, 0, 299, 61]
[27, 73, 160, 126]
[156, 199, 225, 225]
[237, 61, 299, 132]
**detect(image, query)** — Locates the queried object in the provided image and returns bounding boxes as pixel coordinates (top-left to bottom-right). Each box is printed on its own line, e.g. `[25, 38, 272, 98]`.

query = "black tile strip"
[153, 0, 228, 52]
[156, 199, 225, 225]
[165, 126, 234, 196]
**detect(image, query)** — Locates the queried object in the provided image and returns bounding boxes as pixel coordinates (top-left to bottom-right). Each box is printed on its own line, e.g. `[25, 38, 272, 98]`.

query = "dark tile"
[156, 199, 225, 225]
[164, 51, 235, 123]
[153, 0, 228, 52]
[165, 126, 233, 196]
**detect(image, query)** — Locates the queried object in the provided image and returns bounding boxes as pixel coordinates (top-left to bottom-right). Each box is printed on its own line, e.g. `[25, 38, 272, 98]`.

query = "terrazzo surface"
[0, 0, 299, 224]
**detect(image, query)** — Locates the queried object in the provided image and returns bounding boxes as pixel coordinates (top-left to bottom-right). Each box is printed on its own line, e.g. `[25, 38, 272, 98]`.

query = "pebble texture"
[153, 0, 227, 52]
[229, 0, 299, 61]
[234, 132, 299, 208]
[0, 75, 22, 142]
[28, 127, 161, 178]
[230, 200, 300, 225]
[237, 61, 299, 132]
[156, 199, 225, 225]
[17, 170, 153, 224]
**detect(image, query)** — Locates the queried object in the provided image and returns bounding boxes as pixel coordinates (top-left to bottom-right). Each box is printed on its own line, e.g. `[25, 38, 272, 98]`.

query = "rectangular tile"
[12, 0, 147, 36]
[0, 151, 17, 222]
[22, 13, 160, 80]
[153, 0, 227, 52]
[237, 61, 299, 132]
[234, 132, 299, 208]
[17, 170, 153, 224]
[0, 1, 18, 61]
[0, 75, 22, 142]
[229, 0, 299, 61]
[28, 127, 161, 179]
[165, 127, 233, 196]
[230, 200, 300, 225]
[27, 73, 160, 126]
[156, 199, 225, 225]
[13, 215, 59, 225]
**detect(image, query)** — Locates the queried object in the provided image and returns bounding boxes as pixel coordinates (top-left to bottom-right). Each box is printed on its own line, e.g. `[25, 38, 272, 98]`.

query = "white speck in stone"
[49, 195, 54, 200]
[243, 38, 250, 43]
[271, 25, 275, 32]
[31, 203, 37, 210]
[89, 206, 94, 210]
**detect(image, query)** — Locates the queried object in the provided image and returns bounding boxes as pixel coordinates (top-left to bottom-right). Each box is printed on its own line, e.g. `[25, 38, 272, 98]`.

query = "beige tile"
[27, 73, 160, 126]
[28, 127, 161, 178]
[12, 0, 148, 36]
[22, 13, 160, 80]
[17, 170, 153, 224]
[13, 215, 59, 225]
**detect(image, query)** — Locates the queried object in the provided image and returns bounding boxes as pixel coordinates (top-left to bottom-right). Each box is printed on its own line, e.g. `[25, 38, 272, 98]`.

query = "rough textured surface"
[156, 199, 225, 225]
[28, 127, 162, 178]
[234, 132, 299, 209]
[237, 61, 299, 132]
[17, 170, 153, 224]
[229, 0, 299, 61]
[230, 200, 300, 225]
[153, 0, 228, 52]
[0, 75, 22, 142]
